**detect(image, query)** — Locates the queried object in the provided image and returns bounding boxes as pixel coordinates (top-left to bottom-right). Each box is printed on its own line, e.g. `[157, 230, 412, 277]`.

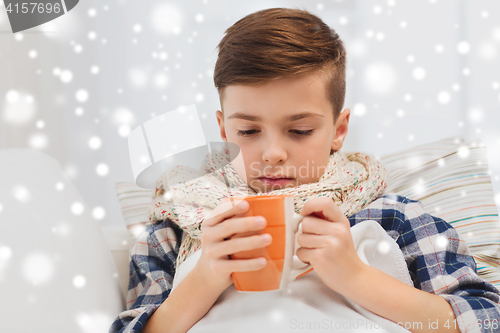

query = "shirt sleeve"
[399, 198, 500, 333]
[109, 219, 184, 333]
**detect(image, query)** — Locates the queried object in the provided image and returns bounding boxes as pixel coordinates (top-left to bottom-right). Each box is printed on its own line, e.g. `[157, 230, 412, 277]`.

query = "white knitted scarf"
[147, 148, 387, 271]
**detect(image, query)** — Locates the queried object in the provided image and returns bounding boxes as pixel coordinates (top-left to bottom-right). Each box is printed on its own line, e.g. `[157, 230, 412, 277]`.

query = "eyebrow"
[227, 111, 324, 122]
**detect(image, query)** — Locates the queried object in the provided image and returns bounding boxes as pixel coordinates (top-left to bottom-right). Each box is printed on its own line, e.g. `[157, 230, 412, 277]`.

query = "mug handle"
[288, 213, 313, 281]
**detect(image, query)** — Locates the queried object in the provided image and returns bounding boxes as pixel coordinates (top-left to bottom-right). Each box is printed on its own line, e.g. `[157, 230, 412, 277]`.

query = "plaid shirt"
[109, 195, 500, 333]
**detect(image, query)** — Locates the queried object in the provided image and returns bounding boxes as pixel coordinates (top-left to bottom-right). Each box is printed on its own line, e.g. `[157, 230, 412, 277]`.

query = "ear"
[331, 108, 350, 151]
[216, 110, 228, 142]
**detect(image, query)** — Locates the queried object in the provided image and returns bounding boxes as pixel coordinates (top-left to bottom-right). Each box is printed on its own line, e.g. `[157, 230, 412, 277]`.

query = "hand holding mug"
[195, 197, 271, 293]
[296, 196, 367, 294]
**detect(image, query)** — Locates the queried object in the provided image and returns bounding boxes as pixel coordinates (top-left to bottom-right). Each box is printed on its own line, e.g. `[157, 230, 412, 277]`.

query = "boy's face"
[216, 71, 350, 193]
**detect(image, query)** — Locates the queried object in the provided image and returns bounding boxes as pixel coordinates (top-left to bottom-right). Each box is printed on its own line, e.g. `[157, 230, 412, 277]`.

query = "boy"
[110, 7, 500, 333]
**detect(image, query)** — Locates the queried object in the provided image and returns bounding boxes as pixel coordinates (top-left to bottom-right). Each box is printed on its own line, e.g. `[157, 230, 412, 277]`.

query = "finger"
[214, 216, 267, 241]
[221, 257, 268, 272]
[300, 197, 348, 225]
[203, 198, 250, 226]
[301, 216, 333, 235]
[215, 233, 272, 257]
[296, 247, 312, 264]
[297, 233, 324, 249]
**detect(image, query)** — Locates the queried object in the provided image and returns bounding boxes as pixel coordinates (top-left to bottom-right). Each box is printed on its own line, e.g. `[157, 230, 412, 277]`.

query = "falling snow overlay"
[1, 1, 500, 332]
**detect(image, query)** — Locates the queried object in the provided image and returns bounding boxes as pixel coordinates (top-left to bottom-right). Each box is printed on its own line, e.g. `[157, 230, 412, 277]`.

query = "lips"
[259, 177, 293, 186]
[261, 175, 290, 179]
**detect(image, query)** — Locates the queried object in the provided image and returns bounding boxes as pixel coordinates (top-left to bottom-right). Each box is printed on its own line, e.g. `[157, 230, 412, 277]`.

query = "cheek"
[298, 152, 331, 180]
[230, 150, 248, 182]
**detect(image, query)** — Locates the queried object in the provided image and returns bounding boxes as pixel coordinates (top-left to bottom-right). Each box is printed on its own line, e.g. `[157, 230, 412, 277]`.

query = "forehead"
[222, 72, 332, 121]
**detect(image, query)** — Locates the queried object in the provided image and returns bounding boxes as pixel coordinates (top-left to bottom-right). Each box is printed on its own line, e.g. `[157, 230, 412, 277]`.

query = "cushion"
[115, 180, 153, 241]
[0, 149, 125, 332]
[380, 136, 500, 289]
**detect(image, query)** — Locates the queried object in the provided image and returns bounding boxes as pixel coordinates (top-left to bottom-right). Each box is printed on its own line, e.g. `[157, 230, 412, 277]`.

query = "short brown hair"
[213, 7, 347, 123]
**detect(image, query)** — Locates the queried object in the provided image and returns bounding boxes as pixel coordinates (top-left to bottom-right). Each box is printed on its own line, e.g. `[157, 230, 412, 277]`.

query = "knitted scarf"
[147, 148, 387, 271]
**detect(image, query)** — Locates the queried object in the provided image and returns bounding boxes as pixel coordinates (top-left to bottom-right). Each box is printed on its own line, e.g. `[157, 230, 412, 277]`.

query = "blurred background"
[1, 0, 499, 228]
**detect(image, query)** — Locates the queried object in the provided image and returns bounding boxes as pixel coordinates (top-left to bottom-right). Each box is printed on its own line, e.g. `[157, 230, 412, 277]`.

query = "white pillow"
[115, 180, 153, 240]
[0, 149, 125, 333]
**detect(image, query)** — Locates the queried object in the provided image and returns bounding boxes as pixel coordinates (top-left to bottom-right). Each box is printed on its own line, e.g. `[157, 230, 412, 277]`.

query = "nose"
[262, 137, 287, 164]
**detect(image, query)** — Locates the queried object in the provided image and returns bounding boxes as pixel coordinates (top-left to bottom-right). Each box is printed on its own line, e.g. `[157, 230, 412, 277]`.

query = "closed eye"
[236, 129, 314, 137]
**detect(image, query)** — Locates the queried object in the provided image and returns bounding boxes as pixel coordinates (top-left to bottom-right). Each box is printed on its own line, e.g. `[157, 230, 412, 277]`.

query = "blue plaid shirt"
[109, 195, 500, 333]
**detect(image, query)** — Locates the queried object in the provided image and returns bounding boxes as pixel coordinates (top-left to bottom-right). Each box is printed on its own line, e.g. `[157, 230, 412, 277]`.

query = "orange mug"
[228, 194, 312, 292]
